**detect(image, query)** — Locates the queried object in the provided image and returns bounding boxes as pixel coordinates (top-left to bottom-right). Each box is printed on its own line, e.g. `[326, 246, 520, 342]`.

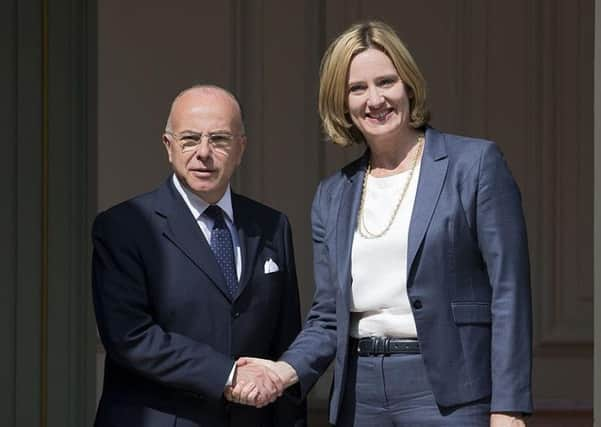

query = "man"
[92, 85, 306, 426]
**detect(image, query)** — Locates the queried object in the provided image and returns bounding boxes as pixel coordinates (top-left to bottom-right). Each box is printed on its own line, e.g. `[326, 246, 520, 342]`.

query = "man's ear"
[162, 134, 173, 163]
[237, 135, 247, 165]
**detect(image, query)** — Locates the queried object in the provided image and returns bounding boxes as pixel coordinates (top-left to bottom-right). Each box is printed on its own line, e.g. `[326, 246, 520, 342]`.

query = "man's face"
[163, 89, 246, 204]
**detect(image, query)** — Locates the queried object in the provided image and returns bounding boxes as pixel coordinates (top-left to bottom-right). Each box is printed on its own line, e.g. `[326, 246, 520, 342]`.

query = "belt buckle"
[357, 337, 376, 356]
[357, 336, 395, 356]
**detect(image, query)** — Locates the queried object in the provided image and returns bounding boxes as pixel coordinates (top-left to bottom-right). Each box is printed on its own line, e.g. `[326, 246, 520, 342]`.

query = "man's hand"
[240, 357, 298, 387]
[490, 413, 526, 426]
[224, 359, 284, 408]
[225, 358, 298, 408]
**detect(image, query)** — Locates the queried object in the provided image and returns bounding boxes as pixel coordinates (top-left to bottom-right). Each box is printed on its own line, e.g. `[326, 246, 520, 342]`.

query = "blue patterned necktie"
[204, 205, 238, 297]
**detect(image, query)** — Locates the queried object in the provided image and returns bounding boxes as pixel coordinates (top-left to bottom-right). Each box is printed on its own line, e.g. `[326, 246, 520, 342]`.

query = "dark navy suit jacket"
[280, 127, 533, 425]
[92, 178, 306, 427]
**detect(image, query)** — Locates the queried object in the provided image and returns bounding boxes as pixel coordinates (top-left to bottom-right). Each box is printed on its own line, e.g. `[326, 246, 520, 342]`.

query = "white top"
[350, 160, 421, 338]
[172, 174, 242, 280]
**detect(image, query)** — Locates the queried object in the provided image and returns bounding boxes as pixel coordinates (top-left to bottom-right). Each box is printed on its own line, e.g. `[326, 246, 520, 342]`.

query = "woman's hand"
[490, 412, 526, 426]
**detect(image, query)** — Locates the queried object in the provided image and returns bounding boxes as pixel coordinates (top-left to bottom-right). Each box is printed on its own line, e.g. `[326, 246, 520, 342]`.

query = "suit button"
[413, 300, 423, 310]
[232, 312, 240, 318]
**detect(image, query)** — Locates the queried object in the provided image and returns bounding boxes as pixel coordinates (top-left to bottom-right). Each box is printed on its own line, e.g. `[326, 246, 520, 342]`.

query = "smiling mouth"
[366, 109, 393, 122]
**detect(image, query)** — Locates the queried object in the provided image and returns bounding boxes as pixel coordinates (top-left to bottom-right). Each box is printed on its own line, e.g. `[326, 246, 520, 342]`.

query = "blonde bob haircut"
[319, 21, 430, 146]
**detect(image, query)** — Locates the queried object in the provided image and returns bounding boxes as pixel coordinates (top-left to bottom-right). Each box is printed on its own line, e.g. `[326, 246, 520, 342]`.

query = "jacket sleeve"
[271, 214, 307, 427]
[92, 211, 234, 401]
[279, 182, 338, 399]
[475, 142, 533, 413]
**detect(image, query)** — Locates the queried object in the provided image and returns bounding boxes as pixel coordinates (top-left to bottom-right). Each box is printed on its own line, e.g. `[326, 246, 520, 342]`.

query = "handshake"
[224, 357, 298, 407]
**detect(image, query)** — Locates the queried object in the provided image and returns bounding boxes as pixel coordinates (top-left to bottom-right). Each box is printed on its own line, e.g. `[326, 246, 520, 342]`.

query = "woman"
[234, 20, 532, 426]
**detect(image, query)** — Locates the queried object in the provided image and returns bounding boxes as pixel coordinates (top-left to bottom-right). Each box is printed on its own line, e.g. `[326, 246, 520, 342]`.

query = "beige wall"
[98, 0, 594, 412]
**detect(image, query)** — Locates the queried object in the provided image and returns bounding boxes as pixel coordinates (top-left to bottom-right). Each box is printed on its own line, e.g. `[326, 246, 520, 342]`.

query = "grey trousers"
[336, 353, 490, 427]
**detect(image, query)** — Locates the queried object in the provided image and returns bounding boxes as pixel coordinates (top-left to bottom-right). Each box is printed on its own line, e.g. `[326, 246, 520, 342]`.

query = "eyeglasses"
[165, 131, 242, 153]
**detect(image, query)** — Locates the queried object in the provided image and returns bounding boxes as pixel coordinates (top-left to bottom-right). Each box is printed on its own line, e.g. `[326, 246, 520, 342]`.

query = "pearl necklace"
[357, 135, 424, 239]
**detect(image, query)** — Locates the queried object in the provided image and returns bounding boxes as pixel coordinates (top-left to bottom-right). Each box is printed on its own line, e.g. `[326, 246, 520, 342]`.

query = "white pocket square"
[264, 258, 279, 274]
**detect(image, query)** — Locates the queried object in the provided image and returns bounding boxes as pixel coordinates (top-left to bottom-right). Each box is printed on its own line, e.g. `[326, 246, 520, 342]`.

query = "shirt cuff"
[225, 363, 236, 387]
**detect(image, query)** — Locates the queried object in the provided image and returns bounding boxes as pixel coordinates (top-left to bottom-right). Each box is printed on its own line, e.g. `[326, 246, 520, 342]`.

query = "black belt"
[355, 337, 420, 356]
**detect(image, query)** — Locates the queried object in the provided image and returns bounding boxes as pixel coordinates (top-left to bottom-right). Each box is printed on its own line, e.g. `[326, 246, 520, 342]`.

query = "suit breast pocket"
[252, 270, 284, 302]
[263, 270, 284, 281]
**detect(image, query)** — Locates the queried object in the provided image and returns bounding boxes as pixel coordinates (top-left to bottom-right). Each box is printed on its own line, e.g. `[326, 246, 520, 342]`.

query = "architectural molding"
[537, 0, 594, 351]
[46, 0, 98, 425]
[1, 0, 97, 425]
[14, 0, 44, 425]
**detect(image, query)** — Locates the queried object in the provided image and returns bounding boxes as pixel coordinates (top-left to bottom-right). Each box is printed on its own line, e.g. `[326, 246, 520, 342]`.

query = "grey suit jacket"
[280, 127, 533, 425]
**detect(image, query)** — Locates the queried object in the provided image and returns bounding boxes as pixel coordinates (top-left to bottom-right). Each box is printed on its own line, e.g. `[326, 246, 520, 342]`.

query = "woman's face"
[346, 48, 412, 143]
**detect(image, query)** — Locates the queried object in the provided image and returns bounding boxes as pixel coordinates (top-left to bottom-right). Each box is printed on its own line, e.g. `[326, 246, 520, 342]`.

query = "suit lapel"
[336, 155, 367, 295]
[155, 179, 232, 301]
[232, 195, 261, 300]
[407, 128, 449, 281]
